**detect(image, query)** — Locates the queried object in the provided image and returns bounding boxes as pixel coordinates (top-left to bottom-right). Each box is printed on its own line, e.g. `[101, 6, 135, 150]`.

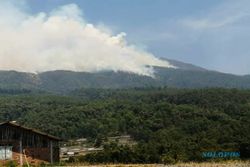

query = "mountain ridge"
[0, 58, 250, 93]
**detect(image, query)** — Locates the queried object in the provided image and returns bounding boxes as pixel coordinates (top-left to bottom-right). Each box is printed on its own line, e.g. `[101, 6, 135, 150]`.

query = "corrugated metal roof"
[0, 121, 62, 141]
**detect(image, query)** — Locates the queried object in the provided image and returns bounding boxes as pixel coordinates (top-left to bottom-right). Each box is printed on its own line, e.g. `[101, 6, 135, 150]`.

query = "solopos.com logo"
[202, 151, 240, 158]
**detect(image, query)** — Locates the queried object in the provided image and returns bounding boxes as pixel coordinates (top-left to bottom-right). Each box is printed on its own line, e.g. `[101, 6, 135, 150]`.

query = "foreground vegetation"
[0, 88, 249, 163]
[62, 160, 250, 167]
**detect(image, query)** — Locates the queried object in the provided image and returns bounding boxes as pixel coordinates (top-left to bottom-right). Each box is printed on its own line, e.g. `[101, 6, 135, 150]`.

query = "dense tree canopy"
[0, 88, 249, 163]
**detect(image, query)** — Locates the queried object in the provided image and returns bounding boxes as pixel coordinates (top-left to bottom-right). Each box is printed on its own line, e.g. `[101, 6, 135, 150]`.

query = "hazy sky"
[0, 0, 175, 76]
[4, 0, 250, 75]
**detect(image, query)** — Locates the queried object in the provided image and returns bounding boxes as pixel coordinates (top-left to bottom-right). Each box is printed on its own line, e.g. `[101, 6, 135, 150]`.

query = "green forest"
[0, 88, 249, 163]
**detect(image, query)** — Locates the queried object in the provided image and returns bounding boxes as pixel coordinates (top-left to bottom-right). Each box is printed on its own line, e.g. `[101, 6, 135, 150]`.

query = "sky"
[1, 0, 250, 75]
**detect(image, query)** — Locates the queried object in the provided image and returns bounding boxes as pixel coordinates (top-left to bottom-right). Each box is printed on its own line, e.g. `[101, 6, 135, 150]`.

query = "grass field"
[63, 161, 250, 167]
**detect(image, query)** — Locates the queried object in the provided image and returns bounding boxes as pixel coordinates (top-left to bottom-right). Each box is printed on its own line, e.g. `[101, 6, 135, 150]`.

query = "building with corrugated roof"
[0, 121, 61, 166]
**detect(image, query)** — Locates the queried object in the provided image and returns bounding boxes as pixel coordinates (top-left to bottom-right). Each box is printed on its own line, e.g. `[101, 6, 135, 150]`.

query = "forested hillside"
[0, 88, 249, 163]
[1, 62, 250, 93]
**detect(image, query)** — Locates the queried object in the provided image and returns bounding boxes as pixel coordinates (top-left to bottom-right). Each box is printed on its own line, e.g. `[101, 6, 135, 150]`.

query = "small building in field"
[0, 121, 61, 166]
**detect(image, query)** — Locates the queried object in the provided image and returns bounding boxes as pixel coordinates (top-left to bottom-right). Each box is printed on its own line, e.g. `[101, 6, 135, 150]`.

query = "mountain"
[0, 59, 250, 93]
[0, 71, 40, 89]
[161, 58, 208, 72]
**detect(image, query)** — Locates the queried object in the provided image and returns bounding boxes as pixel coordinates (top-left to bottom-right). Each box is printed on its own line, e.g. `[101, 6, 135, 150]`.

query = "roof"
[0, 121, 62, 141]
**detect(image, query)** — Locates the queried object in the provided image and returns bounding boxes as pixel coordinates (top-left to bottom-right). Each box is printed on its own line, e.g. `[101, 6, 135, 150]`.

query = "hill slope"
[0, 59, 250, 93]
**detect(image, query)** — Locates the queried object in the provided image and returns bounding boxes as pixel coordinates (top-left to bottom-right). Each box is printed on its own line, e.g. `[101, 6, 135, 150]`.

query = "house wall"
[0, 140, 59, 166]
[0, 124, 60, 166]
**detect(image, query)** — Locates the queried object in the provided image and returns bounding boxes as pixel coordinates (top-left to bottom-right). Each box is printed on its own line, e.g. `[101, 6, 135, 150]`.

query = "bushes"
[5, 160, 17, 167]
[82, 141, 197, 164]
[83, 143, 137, 163]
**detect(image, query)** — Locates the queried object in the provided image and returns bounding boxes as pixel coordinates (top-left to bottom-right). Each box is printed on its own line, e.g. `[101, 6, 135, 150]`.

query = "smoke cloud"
[0, 1, 174, 76]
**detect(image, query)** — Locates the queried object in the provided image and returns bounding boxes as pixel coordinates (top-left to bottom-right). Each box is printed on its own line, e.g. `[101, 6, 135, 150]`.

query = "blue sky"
[25, 0, 250, 75]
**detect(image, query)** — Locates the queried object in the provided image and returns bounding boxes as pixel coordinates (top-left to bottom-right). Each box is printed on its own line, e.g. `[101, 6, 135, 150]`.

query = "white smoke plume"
[0, 1, 174, 76]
